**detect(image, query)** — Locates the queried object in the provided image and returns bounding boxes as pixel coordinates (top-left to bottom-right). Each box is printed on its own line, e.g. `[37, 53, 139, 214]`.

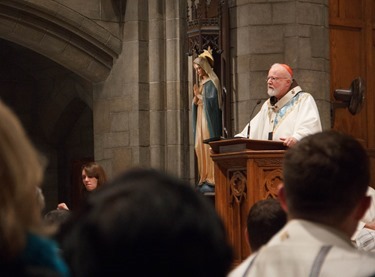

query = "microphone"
[247, 100, 262, 138]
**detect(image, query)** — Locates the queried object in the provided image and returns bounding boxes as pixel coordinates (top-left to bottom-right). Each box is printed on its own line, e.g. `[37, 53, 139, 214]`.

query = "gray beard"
[267, 88, 277, 97]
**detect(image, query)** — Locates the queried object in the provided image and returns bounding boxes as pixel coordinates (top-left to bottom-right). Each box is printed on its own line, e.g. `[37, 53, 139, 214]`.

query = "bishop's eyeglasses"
[266, 76, 289, 82]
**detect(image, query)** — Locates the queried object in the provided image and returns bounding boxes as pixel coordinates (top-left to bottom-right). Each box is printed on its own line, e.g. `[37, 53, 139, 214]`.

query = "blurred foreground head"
[0, 100, 45, 259]
[62, 168, 233, 277]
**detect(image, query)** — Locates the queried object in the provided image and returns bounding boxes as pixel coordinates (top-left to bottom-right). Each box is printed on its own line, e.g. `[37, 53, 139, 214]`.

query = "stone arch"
[0, 0, 122, 82]
[52, 97, 94, 211]
[50, 97, 89, 145]
[38, 76, 93, 143]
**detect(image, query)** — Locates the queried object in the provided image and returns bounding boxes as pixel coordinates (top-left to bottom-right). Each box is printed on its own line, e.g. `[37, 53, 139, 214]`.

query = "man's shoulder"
[251, 221, 375, 274]
[267, 220, 358, 250]
[228, 221, 375, 277]
[228, 255, 256, 277]
[241, 246, 375, 276]
[295, 90, 317, 102]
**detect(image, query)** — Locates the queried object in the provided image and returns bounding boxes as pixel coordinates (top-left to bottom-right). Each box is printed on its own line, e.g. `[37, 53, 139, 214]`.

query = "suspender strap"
[241, 253, 259, 277]
[242, 244, 332, 277]
[309, 245, 332, 277]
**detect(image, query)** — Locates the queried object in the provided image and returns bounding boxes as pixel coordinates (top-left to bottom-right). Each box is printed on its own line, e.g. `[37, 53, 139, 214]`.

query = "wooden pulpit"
[209, 138, 287, 266]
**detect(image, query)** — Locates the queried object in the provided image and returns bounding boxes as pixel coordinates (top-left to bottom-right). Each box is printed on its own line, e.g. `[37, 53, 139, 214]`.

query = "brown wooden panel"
[330, 27, 367, 142]
[342, 0, 364, 20]
[329, 0, 339, 18]
[330, 0, 364, 20]
[369, 28, 375, 148]
[212, 146, 285, 266]
[330, 0, 375, 149]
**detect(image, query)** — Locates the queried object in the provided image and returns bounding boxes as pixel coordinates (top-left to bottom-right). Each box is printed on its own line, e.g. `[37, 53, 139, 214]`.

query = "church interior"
[0, 0, 374, 267]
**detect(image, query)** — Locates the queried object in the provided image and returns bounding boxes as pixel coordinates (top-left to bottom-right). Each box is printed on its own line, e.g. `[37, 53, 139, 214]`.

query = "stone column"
[94, 0, 190, 180]
[230, 0, 330, 134]
[94, 0, 150, 177]
[164, 0, 190, 179]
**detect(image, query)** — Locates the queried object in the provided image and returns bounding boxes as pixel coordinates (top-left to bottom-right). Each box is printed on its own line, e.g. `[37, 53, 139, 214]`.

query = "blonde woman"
[0, 100, 69, 276]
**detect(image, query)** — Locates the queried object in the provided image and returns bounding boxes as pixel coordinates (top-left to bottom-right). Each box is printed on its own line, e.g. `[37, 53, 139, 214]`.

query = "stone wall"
[229, 0, 331, 134]
[92, 0, 191, 180]
[0, 0, 333, 210]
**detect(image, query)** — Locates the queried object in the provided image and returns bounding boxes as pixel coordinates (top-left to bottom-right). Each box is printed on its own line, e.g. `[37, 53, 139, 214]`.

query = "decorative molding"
[255, 158, 283, 168]
[0, 0, 121, 82]
[229, 170, 247, 205]
[263, 169, 283, 199]
[186, 0, 222, 56]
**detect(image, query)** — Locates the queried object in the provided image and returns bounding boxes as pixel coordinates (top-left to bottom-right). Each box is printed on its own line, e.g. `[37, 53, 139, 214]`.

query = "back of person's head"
[247, 198, 287, 252]
[0, 101, 45, 260]
[62, 167, 233, 277]
[44, 209, 71, 245]
[283, 130, 370, 224]
[44, 209, 71, 226]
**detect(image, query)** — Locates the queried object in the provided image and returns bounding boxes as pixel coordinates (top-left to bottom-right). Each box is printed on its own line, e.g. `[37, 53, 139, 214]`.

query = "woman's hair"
[81, 162, 107, 190]
[0, 101, 45, 260]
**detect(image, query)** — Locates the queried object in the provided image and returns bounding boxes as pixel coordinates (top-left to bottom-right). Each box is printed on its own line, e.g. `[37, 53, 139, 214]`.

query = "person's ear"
[244, 227, 250, 249]
[355, 195, 371, 221]
[278, 184, 288, 213]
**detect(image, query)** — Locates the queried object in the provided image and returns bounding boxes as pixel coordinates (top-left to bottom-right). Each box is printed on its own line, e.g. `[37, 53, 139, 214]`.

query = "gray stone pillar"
[164, 0, 190, 178]
[94, 0, 190, 179]
[230, 0, 330, 134]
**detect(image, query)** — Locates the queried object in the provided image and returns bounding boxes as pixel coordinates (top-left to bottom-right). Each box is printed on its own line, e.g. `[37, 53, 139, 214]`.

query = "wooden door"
[330, 0, 375, 186]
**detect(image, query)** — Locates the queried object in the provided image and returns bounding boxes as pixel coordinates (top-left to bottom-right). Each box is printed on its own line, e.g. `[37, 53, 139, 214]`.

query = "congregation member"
[57, 162, 107, 210]
[236, 63, 322, 147]
[230, 130, 375, 276]
[229, 198, 287, 277]
[245, 198, 287, 252]
[353, 186, 375, 251]
[61, 167, 233, 277]
[0, 100, 69, 276]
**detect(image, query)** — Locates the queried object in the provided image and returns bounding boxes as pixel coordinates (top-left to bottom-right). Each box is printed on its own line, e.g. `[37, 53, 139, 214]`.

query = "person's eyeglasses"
[266, 76, 289, 82]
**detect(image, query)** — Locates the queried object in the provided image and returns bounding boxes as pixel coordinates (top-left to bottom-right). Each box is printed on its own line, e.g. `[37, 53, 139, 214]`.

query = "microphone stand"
[247, 100, 262, 138]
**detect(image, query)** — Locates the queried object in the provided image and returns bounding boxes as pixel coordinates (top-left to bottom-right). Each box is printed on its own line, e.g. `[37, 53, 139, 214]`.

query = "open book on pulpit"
[208, 137, 287, 154]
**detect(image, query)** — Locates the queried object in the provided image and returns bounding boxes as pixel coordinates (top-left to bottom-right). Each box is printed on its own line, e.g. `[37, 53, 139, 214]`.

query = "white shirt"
[356, 228, 375, 252]
[229, 220, 375, 277]
[353, 187, 375, 251]
[235, 86, 322, 141]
